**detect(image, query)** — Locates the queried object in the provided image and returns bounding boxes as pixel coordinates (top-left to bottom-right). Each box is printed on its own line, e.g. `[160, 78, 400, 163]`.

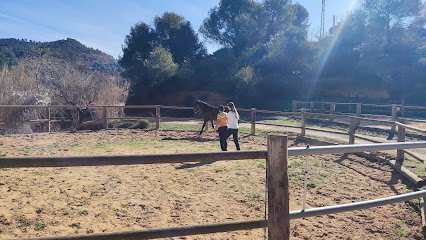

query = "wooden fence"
[1, 103, 426, 179]
[1, 139, 426, 239]
[0, 104, 298, 134]
[1, 102, 424, 135]
[0, 105, 196, 133]
[292, 100, 426, 123]
[1, 104, 426, 174]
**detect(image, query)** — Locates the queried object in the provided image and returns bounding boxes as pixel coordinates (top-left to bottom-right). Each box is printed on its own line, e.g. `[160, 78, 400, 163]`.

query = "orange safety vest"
[216, 112, 228, 128]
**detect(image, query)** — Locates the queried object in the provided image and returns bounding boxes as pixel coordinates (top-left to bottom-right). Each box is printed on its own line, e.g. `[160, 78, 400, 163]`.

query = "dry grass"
[0, 56, 128, 134]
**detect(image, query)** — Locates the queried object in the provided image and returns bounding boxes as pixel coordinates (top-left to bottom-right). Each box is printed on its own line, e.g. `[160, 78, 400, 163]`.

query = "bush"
[109, 120, 134, 129]
[129, 120, 150, 129]
[76, 121, 104, 131]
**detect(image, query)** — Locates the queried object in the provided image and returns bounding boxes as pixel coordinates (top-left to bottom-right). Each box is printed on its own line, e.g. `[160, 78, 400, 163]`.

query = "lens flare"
[306, 0, 360, 99]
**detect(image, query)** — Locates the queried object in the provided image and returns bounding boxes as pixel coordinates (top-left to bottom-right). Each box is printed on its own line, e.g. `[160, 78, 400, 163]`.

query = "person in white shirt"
[226, 102, 240, 150]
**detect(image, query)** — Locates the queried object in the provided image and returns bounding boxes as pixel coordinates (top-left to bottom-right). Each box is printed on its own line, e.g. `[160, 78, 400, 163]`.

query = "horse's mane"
[196, 100, 215, 108]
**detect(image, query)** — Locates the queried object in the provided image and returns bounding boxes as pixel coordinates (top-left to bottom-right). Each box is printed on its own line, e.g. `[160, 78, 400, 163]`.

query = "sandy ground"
[0, 130, 423, 239]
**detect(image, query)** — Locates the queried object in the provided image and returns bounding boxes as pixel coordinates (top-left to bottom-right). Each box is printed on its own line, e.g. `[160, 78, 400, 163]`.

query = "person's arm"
[215, 114, 219, 130]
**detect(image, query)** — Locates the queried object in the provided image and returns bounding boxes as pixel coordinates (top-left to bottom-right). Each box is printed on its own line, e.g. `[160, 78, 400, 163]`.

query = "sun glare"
[306, 0, 360, 99]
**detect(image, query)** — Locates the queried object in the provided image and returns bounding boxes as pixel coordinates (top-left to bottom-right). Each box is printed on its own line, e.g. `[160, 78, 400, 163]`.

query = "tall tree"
[119, 22, 157, 81]
[200, 0, 262, 55]
[316, 0, 425, 102]
[200, 0, 312, 107]
[154, 12, 206, 64]
[119, 14, 206, 105]
[144, 46, 178, 87]
[119, 22, 157, 104]
[362, 0, 422, 55]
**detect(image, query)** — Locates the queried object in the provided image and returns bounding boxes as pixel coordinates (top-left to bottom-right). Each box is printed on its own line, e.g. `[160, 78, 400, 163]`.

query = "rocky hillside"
[0, 38, 120, 73]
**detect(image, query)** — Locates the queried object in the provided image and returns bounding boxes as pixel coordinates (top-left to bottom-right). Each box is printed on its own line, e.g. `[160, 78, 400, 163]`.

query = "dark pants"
[226, 128, 240, 150]
[218, 126, 228, 151]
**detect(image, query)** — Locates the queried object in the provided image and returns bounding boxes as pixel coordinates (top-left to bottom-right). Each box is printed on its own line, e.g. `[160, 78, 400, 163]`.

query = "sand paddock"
[0, 130, 423, 239]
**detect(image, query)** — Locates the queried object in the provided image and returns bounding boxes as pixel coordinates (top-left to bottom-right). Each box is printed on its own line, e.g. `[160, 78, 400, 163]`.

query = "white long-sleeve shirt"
[227, 111, 239, 129]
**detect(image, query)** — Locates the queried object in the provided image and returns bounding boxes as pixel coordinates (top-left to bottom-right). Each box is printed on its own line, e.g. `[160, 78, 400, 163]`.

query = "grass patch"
[255, 160, 266, 169]
[160, 122, 200, 131]
[214, 167, 226, 173]
[69, 222, 81, 229]
[30, 170, 44, 176]
[129, 120, 150, 129]
[262, 116, 300, 126]
[289, 158, 305, 169]
[288, 172, 304, 182]
[402, 157, 426, 177]
[79, 210, 89, 216]
[34, 222, 46, 231]
[244, 189, 262, 202]
[394, 225, 411, 238]
[17, 217, 31, 229]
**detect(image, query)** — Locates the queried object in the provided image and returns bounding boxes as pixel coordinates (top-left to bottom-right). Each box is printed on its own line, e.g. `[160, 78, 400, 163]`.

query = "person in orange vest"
[216, 105, 228, 151]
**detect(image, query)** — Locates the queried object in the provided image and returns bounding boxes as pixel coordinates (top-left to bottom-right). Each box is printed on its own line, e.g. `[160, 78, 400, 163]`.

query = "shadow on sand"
[175, 161, 216, 169]
[161, 136, 216, 142]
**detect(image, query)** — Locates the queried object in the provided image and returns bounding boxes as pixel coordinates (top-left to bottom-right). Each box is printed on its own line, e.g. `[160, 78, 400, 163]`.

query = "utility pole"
[333, 14, 335, 28]
[320, 0, 326, 39]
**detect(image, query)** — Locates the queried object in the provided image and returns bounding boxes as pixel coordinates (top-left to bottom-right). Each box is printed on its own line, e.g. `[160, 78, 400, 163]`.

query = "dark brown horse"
[193, 100, 219, 135]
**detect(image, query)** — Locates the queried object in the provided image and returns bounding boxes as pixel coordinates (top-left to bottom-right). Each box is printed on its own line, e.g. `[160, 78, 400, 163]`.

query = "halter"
[193, 100, 215, 114]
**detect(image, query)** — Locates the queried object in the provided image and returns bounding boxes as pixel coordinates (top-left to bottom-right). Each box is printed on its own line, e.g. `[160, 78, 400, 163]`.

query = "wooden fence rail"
[0, 151, 267, 169]
[2, 103, 425, 138]
[1, 104, 426, 168]
[21, 190, 426, 240]
[1, 141, 425, 168]
[22, 219, 265, 240]
[293, 100, 426, 121]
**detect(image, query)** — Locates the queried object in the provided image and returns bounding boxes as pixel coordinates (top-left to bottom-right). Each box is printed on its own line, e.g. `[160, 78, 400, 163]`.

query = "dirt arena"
[0, 129, 423, 239]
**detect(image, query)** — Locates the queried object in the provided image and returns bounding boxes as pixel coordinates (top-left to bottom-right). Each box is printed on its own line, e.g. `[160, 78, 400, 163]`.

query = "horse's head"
[193, 100, 201, 114]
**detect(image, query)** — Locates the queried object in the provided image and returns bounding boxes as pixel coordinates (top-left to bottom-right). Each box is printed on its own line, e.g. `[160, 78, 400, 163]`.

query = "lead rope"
[302, 145, 310, 211]
[263, 159, 268, 240]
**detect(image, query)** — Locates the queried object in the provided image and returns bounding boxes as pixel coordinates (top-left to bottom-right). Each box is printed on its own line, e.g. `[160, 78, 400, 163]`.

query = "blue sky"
[0, 0, 358, 58]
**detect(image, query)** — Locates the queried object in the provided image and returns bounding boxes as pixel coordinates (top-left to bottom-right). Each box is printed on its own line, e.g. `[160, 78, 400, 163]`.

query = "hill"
[0, 38, 120, 73]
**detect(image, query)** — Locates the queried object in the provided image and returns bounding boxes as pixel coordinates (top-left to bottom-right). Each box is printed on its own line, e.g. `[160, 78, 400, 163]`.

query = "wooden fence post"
[301, 108, 306, 137]
[267, 135, 290, 240]
[349, 117, 356, 144]
[397, 124, 405, 162]
[356, 103, 362, 126]
[421, 196, 426, 238]
[329, 103, 335, 122]
[155, 105, 161, 130]
[102, 107, 108, 129]
[47, 107, 51, 133]
[391, 104, 398, 132]
[292, 100, 297, 112]
[0, 107, 3, 135]
[251, 108, 256, 136]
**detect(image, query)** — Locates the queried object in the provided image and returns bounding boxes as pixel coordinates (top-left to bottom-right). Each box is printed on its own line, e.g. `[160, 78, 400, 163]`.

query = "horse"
[193, 100, 219, 135]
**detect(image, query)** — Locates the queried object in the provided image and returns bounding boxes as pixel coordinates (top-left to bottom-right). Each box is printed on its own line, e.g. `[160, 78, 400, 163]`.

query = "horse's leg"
[199, 121, 207, 135]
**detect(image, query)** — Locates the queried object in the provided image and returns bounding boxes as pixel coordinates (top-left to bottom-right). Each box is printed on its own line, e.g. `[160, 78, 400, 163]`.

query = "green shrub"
[76, 121, 104, 131]
[110, 120, 134, 129]
[129, 120, 150, 129]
